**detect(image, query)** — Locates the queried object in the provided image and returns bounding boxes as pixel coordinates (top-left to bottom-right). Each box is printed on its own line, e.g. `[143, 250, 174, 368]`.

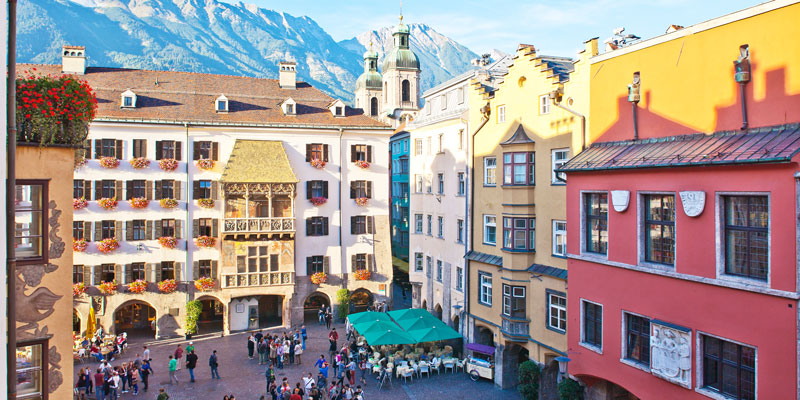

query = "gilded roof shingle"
[221, 140, 298, 183]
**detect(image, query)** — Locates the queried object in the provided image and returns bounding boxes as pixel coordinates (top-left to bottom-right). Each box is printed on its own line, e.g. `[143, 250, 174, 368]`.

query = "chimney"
[62, 45, 86, 75]
[279, 61, 297, 90]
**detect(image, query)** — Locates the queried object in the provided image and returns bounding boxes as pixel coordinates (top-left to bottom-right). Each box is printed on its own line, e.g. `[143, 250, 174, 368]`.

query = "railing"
[222, 217, 294, 233]
[221, 271, 294, 288]
[501, 315, 530, 341]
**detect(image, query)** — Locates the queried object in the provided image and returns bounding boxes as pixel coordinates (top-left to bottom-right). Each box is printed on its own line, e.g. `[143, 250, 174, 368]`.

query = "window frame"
[720, 194, 770, 282]
[483, 215, 496, 245]
[197, 180, 212, 199]
[455, 266, 463, 291]
[502, 217, 535, 252]
[73, 264, 84, 284]
[502, 152, 535, 186]
[551, 148, 569, 184]
[483, 157, 496, 186]
[622, 311, 651, 369]
[16, 339, 49, 400]
[307, 216, 328, 237]
[437, 216, 444, 239]
[642, 193, 676, 267]
[437, 173, 444, 194]
[457, 172, 466, 196]
[546, 289, 567, 334]
[100, 220, 115, 240]
[414, 253, 423, 272]
[698, 331, 757, 400]
[436, 259, 443, 282]
[552, 220, 567, 257]
[307, 255, 325, 275]
[161, 219, 176, 238]
[414, 214, 423, 234]
[497, 105, 506, 123]
[414, 139, 423, 156]
[130, 180, 146, 199]
[456, 219, 465, 244]
[72, 221, 84, 241]
[501, 284, 526, 318]
[132, 220, 146, 241]
[583, 192, 609, 256]
[160, 261, 175, 280]
[198, 218, 213, 237]
[539, 95, 550, 115]
[100, 263, 115, 283]
[478, 272, 492, 306]
[100, 180, 116, 199]
[580, 299, 603, 353]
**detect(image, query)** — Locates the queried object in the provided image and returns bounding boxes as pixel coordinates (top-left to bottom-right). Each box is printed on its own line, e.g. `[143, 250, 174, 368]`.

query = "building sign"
[679, 191, 705, 217]
[650, 320, 692, 389]
[378, 284, 386, 296]
[611, 190, 630, 212]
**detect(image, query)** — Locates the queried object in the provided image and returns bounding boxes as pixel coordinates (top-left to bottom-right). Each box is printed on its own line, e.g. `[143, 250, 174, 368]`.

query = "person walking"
[318, 307, 325, 326]
[185, 342, 195, 359]
[325, 311, 332, 330]
[93, 368, 106, 400]
[141, 359, 153, 392]
[209, 350, 221, 379]
[269, 342, 278, 366]
[156, 388, 169, 400]
[174, 345, 184, 371]
[301, 325, 307, 350]
[168, 355, 179, 385]
[247, 334, 255, 359]
[143, 345, 151, 362]
[186, 350, 198, 383]
[129, 362, 140, 395]
[258, 338, 268, 366]
[294, 341, 303, 365]
[303, 373, 314, 397]
[346, 358, 356, 386]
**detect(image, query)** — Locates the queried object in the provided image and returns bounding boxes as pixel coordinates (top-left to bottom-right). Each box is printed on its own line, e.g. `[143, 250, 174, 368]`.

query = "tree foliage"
[518, 360, 541, 400]
[336, 288, 350, 320]
[185, 300, 203, 335]
[558, 378, 584, 400]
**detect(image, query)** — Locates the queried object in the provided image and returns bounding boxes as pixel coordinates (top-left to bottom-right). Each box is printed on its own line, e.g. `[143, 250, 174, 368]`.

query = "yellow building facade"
[466, 40, 597, 389]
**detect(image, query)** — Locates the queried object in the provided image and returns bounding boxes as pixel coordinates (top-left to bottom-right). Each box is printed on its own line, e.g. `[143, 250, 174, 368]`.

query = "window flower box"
[354, 269, 371, 281]
[73, 282, 86, 297]
[158, 279, 177, 294]
[196, 159, 215, 170]
[97, 197, 118, 210]
[129, 197, 149, 209]
[310, 271, 327, 284]
[194, 277, 215, 291]
[159, 198, 178, 209]
[310, 197, 327, 206]
[73, 238, 88, 253]
[158, 236, 178, 249]
[75, 156, 88, 170]
[99, 156, 120, 169]
[355, 160, 370, 169]
[159, 158, 178, 172]
[127, 279, 148, 294]
[355, 197, 369, 207]
[196, 235, 216, 248]
[73, 197, 88, 210]
[197, 198, 215, 208]
[97, 280, 118, 296]
[96, 238, 119, 254]
[310, 159, 326, 169]
[129, 157, 150, 169]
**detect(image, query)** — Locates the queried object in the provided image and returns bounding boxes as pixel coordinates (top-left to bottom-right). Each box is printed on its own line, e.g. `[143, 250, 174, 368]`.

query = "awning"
[388, 309, 461, 343]
[221, 139, 299, 183]
[466, 343, 496, 355]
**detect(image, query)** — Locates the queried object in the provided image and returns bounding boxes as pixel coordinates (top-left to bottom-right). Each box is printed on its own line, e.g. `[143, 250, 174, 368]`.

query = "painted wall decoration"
[650, 322, 692, 389]
[679, 191, 705, 217]
[611, 190, 630, 212]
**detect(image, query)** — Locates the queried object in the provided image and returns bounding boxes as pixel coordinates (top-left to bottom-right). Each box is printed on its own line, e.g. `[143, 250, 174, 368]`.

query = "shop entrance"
[114, 301, 156, 339]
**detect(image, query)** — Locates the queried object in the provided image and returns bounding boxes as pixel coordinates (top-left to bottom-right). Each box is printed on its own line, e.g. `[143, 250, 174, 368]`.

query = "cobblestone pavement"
[74, 320, 521, 400]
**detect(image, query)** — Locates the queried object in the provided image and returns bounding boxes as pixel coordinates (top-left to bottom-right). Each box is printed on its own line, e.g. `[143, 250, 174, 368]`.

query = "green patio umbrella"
[406, 323, 462, 343]
[361, 321, 416, 345]
[353, 319, 397, 334]
[347, 311, 391, 325]
[387, 308, 430, 323]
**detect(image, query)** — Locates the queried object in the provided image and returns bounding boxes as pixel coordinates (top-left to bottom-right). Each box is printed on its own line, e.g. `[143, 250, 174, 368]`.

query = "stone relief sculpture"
[650, 323, 691, 388]
[611, 190, 630, 212]
[679, 191, 705, 217]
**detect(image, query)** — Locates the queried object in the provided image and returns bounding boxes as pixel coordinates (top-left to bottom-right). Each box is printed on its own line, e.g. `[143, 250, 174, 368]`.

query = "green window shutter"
[94, 181, 102, 200]
[193, 261, 199, 280]
[94, 222, 101, 242]
[83, 265, 91, 286]
[125, 264, 133, 284]
[115, 140, 123, 159]
[154, 181, 162, 200]
[154, 220, 162, 238]
[175, 141, 182, 161]
[126, 221, 133, 241]
[175, 220, 183, 239]
[93, 265, 101, 285]
[115, 221, 123, 241]
[146, 180, 153, 200]
[145, 220, 153, 240]
[351, 255, 357, 272]
[306, 257, 312, 275]
[212, 142, 219, 161]
[211, 261, 218, 280]
[84, 222, 92, 242]
[193, 219, 199, 238]
[211, 181, 219, 200]
[212, 219, 219, 237]
[155, 264, 162, 282]
[175, 181, 182, 200]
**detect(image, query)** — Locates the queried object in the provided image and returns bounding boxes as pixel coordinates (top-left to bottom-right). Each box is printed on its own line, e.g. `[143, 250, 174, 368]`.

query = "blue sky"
[222, 0, 763, 56]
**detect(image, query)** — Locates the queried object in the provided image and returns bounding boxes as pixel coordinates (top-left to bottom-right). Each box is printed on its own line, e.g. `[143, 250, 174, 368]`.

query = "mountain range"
[18, 0, 485, 101]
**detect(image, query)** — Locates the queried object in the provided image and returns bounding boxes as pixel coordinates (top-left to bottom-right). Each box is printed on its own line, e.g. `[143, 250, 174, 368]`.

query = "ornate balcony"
[501, 315, 530, 342]
[221, 271, 294, 288]
[222, 217, 294, 234]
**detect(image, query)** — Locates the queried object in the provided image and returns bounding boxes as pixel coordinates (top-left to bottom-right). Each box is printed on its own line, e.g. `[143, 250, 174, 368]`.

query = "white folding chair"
[401, 368, 414, 383]
[419, 362, 430, 378]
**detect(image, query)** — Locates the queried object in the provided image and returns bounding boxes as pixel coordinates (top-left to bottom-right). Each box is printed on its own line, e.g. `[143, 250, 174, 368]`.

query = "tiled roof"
[18, 64, 390, 129]
[528, 264, 568, 280]
[221, 140, 298, 183]
[559, 123, 800, 172]
[465, 250, 503, 267]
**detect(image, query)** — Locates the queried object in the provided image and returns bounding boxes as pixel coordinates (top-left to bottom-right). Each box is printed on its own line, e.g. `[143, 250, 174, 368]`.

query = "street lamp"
[554, 356, 571, 382]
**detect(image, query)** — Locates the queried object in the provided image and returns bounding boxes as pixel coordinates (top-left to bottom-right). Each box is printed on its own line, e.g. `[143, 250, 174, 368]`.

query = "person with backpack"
[265, 364, 276, 393]
[141, 359, 153, 392]
[258, 338, 268, 365]
[186, 350, 198, 383]
[156, 388, 169, 400]
[209, 350, 221, 379]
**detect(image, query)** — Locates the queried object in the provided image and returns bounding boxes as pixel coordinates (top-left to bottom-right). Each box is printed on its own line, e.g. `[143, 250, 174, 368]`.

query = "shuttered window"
[130, 263, 146, 281]
[155, 140, 181, 160]
[351, 216, 374, 235]
[306, 217, 329, 236]
[350, 180, 372, 199]
[160, 261, 175, 280]
[351, 144, 372, 162]
[194, 141, 218, 160]
[132, 139, 147, 158]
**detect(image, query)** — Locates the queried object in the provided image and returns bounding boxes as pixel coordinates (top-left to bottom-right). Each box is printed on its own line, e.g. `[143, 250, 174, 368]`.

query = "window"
[270, 254, 279, 271]
[100, 138, 118, 158]
[457, 172, 466, 195]
[197, 180, 212, 199]
[437, 134, 443, 153]
[132, 220, 146, 241]
[307, 216, 329, 236]
[217, 99, 227, 112]
[502, 285, 526, 317]
[457, 219, 464, 243]
[16, 341, 47, 399]
[73, 265, 84, 284]
[101, 264, 115, 282]
[123, 95, 133, 107]
[484, 157, 496, 186]
[539, 95, 550, 114]
[497, 105, 506, 123]
[547, 292, 566, 332]
[581, 301, 602, 349]
[100, 180, 116, 199]
[479, 272, 492, 306]
[306, 143, 328, 162]
[415, 175, 424, 193]
[101, 220, 115, 240]
[73, 179, 88, 199]
[350, 181, 372, 199]
[437, 173, 444, 194]
[644, 194, 676, 265]
[307, 256, 325, 275]
[437, 216, 444, 238]
[503, 152, 535, 185]
[585, 193, 608, 255]
[426, 215, 432, 236]
[503, 217, 535, 251]
[129, 180, 146, 199]
[414, 253, 423, 271]
[724, 195, 769, 281]
[483, 215, 496, 245]
[426, 175, 432, 193]
[198, 218, 212, 237]
[553, 220, 567, 257]
[414, 214, 423, 234]
[197, 260, 211, 278]
[161, 219, 176, 237]
[551, 149, 569, 183]
[455, 266, 463, 291]
[458, 130, 464, 150]
[415, 139, 423, 156]
[131, 262, 146, 281]
[73, 221, 85, 240]
[160, 180, 175, 199]
[285, 103, 294, 114]
[353, 253, 369, 271]
[308, 180, 327, 199]
[237, 246, 272, 273]
[701, 335, 755, 399]
[352, 144, 371, 162]
[624, 313, 650, 366]
[157, 140, 180, 160]
[436, 260, 443, 282]
[132, 139, 146, 158]
[426, 256, 432, 278]
[196, 141, 213, 160]
[351, 216, 373, 235]
[160, 261, 175, 280]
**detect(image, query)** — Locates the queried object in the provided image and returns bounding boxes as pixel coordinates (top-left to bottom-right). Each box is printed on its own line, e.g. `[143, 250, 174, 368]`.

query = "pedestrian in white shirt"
[294, 342, 304, 365]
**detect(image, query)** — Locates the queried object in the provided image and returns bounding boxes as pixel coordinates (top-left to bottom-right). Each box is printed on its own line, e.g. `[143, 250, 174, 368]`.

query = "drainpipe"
[632, 103, 639, 141]
[466, 104, 490, 346]
[552, 100, 587, 152]
[739, 83, 748, 130]
[7, 1, 18, 399]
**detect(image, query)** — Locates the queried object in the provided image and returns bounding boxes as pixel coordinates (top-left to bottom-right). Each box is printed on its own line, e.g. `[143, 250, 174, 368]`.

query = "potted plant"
[159, 158, 178, 172]
[96, 238, 119, 254]
[129, 197, 149, 209]
[197, 198, 214, 208]
[158, 279, 178, 294]
[73, 282, 86, 297]
[196, 236, 216, 248]
[310, 158, 326, 169]
[73, 197, 88, 210]
[194, 277, 215, 291]
[354, 197, 369, 207]
[158, 236, 178, 249]
[310, 197, 327, 206]
[97, 197, 118, 210]
[129, 157, 150, 169]
[127, 279, 148, 294]
[185, 300, 202, 338]
[354, 269, 371, 281]
[336, 289, 350, 321]
[97, 280, 118, 295]
[159, 198, 178, 209]
[310, 271, 327, 284]
[355, 160, 370, 169]
[73, 238, 88, 253]
[196, 159, 215, 170]
[99, 156, 120, 169]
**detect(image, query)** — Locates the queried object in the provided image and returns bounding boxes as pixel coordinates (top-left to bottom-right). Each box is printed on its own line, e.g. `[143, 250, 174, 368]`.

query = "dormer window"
[336, 107, 343, 116]
[328, 99, 346, 118]
[121, 89, 137, 108]
[281, 98, 297, 116]
[215, 94, 229, 113]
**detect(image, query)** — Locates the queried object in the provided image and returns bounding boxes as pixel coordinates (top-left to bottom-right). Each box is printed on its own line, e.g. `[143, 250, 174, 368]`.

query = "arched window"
[384, 82, 388, 103]
[370, 97, 378, 116]
[401, 80, 410, 102]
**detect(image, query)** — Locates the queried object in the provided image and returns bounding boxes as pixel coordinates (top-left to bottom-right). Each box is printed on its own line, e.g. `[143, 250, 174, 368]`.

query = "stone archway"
[350, 289, 374, 313]
[421, 299, 427, 311]
[499, 343, 529, 389]
[304, 292, 330, 323]
[453, 314, 461, 334]
[114, 300, 157, 339]
[196, 295, 224, 334]
[434, 304, 443, 320]
[475, 324, 494, 347]
[540, 356, 561, 400]
[579, 376, 639, 400]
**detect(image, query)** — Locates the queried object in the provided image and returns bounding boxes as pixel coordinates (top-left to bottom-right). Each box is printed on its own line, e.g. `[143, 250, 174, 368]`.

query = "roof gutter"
[93, 117, 394, 131]
[559, 157, 795, 173]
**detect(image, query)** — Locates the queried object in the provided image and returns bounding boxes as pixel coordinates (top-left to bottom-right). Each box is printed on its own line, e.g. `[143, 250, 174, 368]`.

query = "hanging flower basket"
[159, 198, 178, 209]
[310, 271, 327, 284]
[73, 238, 88, 253]
[355, 197, 369, 207]
[355, 160, 370, 169]
[196, 159, 215, 170]
[158, 236, 178, 249]
[73, 197, 88, 210]
[97, 280, 118, 296]
[354, 269, 371, 281]
[99, 156, 120, 169]
[159, 158, 179, 172]
[75, 156, 88, 170]
[96, 238, 119, 254]
[310, 197, 327, 206]
[196, 235, 216, 248]
[197, 198, 215, 208]
[97, 197, 118, 210]
[158, 279, 178, 294]
[310, 159, 326, 169]
[129, 157, 150, 169]
[194, 277, 215, 291]
[127, 279, 148, 294]
[130, 197, 149, 209]
[73, 282, 86, 297]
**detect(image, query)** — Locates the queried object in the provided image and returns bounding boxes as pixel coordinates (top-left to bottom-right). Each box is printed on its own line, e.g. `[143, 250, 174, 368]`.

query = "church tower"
[354, 44, 383, 118]
[381, 14, 420, 126]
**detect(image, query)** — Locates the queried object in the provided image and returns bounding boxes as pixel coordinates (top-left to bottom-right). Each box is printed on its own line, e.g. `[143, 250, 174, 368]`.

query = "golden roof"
[221, 140, 298, 183]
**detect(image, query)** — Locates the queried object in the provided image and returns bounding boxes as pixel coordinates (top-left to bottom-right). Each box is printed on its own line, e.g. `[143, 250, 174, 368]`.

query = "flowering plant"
[99, 156, 120, 169]
[130, 197, 149, 209]
[97, 197, 118, 210]
[355, 160, 370, 169]
[97, 280, 118, 295]
[158, 279, 178, 294]
[96, 238, 119, 254]
[158, 236, 178, 249]
[354, 269, 371, 281]
[73, 238, 88, 253]
[310, 158, 326, 169]
[75, 155, 88, 169]
[159, 198, 178, 209]
[196, 235, 216, 248]
[310, 272, 327, 284]
[196, 159, 215, 170]
[129, 157, 150, 169]
[73, 197, 88, 210]
[127, 279, 148, 294]
[194, 277, 215, 291]
[159, 158, 178, 172]
[355, 197, 369, 207]
[73, 282, 86, 297]
[310, 196, 327, 206]
[197, 198, 215, 208]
